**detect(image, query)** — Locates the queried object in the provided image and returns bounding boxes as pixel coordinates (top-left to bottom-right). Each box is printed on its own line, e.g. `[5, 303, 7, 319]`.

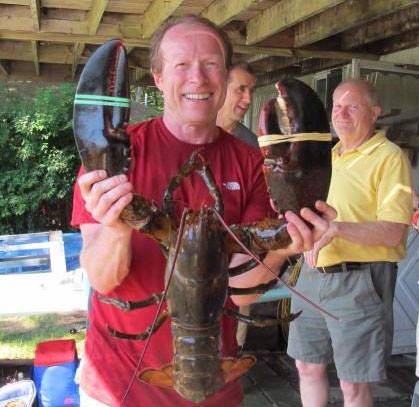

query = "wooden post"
[48, 231, 67, 275]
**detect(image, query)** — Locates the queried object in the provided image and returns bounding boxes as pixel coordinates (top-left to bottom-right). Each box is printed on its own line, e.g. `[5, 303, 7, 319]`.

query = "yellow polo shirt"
[317, 131, 412, 267]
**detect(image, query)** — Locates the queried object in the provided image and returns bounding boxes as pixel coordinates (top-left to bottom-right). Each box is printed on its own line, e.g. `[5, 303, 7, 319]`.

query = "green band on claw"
[74, 94, 130, 108]
[76, 94, 130, 103]
[74, 99, 130, 108]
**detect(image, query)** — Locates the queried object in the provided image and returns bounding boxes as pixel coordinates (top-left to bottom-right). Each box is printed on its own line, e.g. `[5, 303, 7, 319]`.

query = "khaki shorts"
[287, 261, 397, 383]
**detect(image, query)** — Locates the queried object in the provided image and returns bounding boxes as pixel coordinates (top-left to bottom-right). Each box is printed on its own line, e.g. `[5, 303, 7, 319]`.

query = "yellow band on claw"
[258, 133, 332, 147]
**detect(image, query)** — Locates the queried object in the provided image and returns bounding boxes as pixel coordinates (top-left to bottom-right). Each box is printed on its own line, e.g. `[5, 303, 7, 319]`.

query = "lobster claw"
[73, 39, 131, 176]
[257, 77, 332, 214]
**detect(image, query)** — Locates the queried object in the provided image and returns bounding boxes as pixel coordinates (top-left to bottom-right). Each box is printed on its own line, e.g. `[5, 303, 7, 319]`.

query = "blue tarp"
[0, 232, 82, 275]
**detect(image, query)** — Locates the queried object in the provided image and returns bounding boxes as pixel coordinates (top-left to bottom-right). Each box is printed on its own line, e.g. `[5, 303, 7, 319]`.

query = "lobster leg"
[108, 310, 169, 340]
[228, 280, 277, 296]
[97, 292, 168, 340]
[228, 252, 268, 277]
[97, 292, 163, 311]
[224, 308, 302, 326]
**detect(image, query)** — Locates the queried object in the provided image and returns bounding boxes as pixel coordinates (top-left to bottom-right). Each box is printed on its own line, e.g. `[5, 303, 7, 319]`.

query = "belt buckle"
[320, 267, 327, 274]
[341, 262, 348, 272]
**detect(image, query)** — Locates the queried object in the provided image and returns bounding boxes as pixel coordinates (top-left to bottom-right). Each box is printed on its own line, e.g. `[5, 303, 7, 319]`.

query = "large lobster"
[73, 39, 333, 403]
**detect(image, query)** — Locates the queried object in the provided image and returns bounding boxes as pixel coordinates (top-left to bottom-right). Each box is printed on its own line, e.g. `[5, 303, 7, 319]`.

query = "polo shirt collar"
[332, 131, 386, 157]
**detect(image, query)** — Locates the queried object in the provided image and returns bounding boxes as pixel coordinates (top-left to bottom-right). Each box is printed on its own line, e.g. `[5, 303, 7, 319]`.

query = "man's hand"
[282, 201, 337, 258]
[78, 170, 133, 228]
[304, 221, 338, 268]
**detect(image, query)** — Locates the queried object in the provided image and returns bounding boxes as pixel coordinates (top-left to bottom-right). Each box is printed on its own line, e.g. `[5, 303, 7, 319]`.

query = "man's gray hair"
[334, 79, 381, 107]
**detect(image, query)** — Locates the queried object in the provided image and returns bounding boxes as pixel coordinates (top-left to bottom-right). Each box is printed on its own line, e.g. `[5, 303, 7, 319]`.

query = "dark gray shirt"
[232, 122, 259, 149]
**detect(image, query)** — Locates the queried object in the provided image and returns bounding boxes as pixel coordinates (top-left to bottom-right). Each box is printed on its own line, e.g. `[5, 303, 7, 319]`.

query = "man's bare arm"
[305, 220, 407, 268]
[80, 223, 132, 293]
[78, 170, 134, 293]
[333, 221, 407, 247]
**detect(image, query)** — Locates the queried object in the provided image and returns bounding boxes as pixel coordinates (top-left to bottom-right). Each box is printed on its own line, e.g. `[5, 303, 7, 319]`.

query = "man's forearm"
[80, 223, 133, 293]
[334, 221, 407, 247]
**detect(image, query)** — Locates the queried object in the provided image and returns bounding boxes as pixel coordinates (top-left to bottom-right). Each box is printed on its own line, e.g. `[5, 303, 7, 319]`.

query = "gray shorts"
[287, 261, 397, 383]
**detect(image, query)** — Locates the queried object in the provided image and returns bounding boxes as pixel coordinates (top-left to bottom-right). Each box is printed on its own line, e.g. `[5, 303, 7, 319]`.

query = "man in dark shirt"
[217, 63, 258, 149]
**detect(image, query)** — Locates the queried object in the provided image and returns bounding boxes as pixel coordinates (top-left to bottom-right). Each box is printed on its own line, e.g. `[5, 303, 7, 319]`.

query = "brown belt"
[317, 262, 369, 274]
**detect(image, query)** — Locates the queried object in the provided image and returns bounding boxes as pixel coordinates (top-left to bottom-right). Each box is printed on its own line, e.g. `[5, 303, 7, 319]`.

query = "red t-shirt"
[72, 117, 271, 406]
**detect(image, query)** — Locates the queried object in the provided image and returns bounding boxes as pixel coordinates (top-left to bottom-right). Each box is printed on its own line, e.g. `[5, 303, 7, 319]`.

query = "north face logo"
[223, 181, 240, 191]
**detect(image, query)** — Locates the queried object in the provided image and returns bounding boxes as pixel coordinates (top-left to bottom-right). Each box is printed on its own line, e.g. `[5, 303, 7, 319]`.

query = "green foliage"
[0, 83, 79, 234]
[130, 85, 164, 122]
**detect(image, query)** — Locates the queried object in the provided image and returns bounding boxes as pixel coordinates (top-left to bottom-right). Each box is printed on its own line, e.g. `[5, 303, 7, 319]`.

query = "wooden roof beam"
[31, 40, 40, 75]
[368, 28, 419, 55]
[72, 0, 109, 78]
[294, 0, 417, 47]
[0, 30, 149, 46]
[201, 0, 256, 27]
[342, 5, 419, 50]
[141, 0, 184, 39]
[86, 0, 109, 36]
[0, 30, 379, 62]
[29, 0, 40, 31]
[0, 61, 10, 76]
[234, 45, 379, 61]
[246, 0, 345, 45]
[72, 42, 84, 78]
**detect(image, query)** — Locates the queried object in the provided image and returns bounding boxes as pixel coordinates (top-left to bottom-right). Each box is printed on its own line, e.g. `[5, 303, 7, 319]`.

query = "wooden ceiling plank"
[142, 0, 184, 39]
[29, 0, 40, 31]
[342, 5, 419, 49]
[0, 1, 29, 5]
[27, 0, 149, 14]
[246, 0, 345, 45]
[0, 17, 35, 31]
[295, 0, 417, 47]
[201, 0, 256, 27]
[31, 39, 40, 75]
[0, 43, 88, 64]
[0, 17, 87, 34]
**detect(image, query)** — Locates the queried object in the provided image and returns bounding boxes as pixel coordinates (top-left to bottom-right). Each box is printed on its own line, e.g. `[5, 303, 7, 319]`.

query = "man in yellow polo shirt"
[287, 79, 412, 407]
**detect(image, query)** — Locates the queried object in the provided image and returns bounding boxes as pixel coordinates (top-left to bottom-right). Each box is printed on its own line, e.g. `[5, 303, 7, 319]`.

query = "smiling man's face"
[332, 82, 380, 145]
[153, 23, 228, 130]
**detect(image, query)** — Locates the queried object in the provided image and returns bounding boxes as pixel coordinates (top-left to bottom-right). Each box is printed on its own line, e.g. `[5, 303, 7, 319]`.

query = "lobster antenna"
[121, 208, 189, 405]
[212, 209, 339, 321]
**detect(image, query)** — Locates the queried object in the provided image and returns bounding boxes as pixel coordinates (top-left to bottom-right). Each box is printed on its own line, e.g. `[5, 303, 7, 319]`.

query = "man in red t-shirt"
[72, 15, 335, 407]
